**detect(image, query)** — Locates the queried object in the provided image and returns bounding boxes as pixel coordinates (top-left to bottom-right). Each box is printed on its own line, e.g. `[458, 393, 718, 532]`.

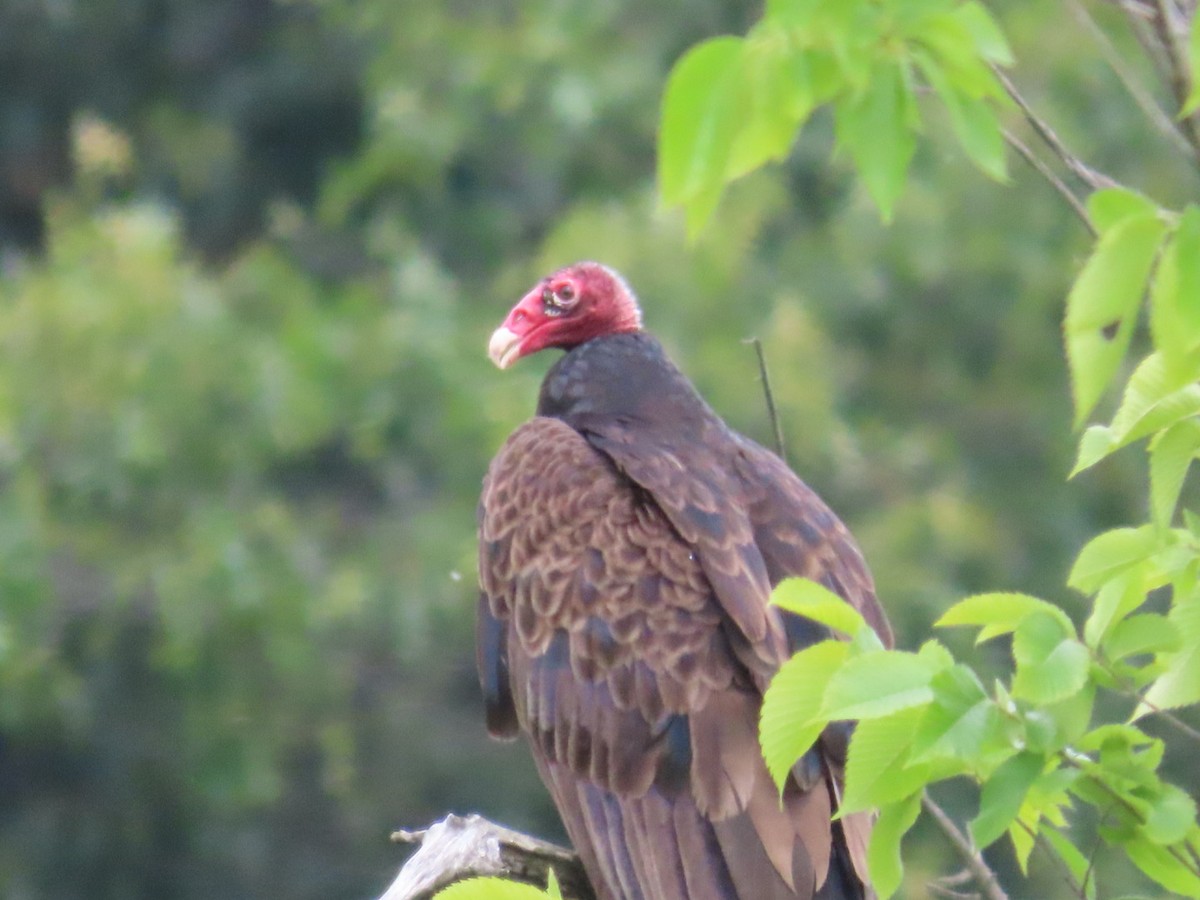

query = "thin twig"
[1020, 822, 1089, 900]
[745, 337, 787, 462]
[993, 68, 1122, 191]
[928, 884, 982, 900]
[1150, 0, 1200, 153]
[922, 793, 1011, 900]
[1003, 129, 1097, 235]
[1069, 0, 1199, 160]
[1066, 761, 1200, 879]
[1111, 672, 1200, 746]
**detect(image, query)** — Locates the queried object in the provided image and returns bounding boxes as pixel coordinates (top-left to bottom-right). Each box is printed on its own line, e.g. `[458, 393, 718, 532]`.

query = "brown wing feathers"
[479, 414, 880, 899]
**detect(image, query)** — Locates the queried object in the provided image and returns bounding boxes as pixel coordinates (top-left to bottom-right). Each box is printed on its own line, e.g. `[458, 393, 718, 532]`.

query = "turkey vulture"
[478, 262, 892, 900]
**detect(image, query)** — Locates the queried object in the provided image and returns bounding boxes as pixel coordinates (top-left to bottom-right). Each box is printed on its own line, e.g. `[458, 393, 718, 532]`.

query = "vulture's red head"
[488, 262, 643, 369]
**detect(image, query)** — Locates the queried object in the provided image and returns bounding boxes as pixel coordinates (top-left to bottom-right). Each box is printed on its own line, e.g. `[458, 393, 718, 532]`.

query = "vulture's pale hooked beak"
[488, 326, 522, 369]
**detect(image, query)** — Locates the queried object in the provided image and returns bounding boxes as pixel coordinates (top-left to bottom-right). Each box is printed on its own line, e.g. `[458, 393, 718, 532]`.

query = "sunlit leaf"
[1104, 613, 1182, 661]
[760, 640, 849, 791]
[819, 649, 936, 720]
[1143, 784, 1197, 845]
[1140, 589, 1200, 715]
[658, 37, 746, 233]
[971, 750, 1045, 848]
[913, 10, 1004, 98]
[834, 59, 917, 220]
[1088, 187, 1159, 234]
[1125, 834, 1200, 897]
[936, 591, 1069, 643]
[1064, 211, 1168, 426]
[1108, 353, 1200, 447]
[842, 706, 928, 813]
[770, 576, 867, 637]
[867, 791, 923, 900]
[1150, 419, 1200, 528]
[726, 30, 815, 180]
[910, 664, 999, 764]
[914, 51, 1006, 181]
[954, 2, 1014, 66]
[435, 877, 555, 899]
[1084, 571, 1147, 649]
[1012, 614, 1090, 705]
[1068, 526, 1160, 594]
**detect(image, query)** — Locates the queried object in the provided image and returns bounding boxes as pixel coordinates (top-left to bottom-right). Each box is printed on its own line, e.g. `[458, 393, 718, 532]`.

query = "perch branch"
[378, 814, 595, 900]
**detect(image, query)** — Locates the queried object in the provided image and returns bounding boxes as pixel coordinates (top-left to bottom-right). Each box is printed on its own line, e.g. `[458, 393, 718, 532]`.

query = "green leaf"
[834, 59, 917, 220]
[1064, 212, 1168, 426]
[914, 51, 1006, 181]
[1011, 613, 1090, 705]
[770, 577, 867, 637]
[1140, 588, 1200, 714]
[1151, 420, 1200, 528]
[1143, 784, 1197, 845]
[842, 706, 928, 813]
[760, 640, 849, 791]
[1068, 526, 1160, 594]
[971, 750, 1045, 848]
[658, 37, 746, 234]
[936, 592, 1070, 643]
[726, 31, 814, 181]
[819, 649, 936, 720]
[912, 10, 1004, 98]
[1010, 812, 1039, 873]
[1088, 187, 1159, 234]
[1183, 12, 1200, 115]
[1104, 613, 1182, 661]
[1153, 206, 1200, 376]
[954, 1, 1014, 66]
[910, 664, 999, 764]
[435, 877, 555, 899]
[1125, 834, 1200, 897]
[1103, 353, 1200, 451]
[1084, 571, 1147, 649]
[867, 791, 923, 900]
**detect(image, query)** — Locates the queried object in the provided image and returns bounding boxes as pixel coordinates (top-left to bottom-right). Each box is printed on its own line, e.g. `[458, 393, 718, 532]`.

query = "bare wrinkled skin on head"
[488, 261, 644, 369]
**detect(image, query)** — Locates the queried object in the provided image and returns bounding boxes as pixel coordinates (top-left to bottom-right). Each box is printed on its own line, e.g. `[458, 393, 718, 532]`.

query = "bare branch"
[1003, 129, 1097, 236]
[993, 68, 1122, 191]
[922, 793, 1011, 900]
[1070, 0, 1200, 160]
[1149, 0, 1200, 152]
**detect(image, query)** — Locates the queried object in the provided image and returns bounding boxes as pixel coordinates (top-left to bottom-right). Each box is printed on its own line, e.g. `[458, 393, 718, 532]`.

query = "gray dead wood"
[377, 813, 595, 900]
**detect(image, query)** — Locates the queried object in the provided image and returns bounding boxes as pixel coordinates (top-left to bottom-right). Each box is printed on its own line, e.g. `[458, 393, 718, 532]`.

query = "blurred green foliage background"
[1, 1, 1195, 897]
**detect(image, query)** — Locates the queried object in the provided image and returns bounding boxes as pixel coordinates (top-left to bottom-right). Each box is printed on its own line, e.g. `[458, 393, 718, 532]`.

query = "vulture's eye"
[542, 284, 576, 317]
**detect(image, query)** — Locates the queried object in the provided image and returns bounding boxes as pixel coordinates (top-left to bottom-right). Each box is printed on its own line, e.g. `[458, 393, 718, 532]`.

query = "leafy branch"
[660, 0, 1200, 897]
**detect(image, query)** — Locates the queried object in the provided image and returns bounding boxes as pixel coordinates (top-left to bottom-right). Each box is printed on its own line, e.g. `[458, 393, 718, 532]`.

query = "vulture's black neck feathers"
[537, 333, 720, 438]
